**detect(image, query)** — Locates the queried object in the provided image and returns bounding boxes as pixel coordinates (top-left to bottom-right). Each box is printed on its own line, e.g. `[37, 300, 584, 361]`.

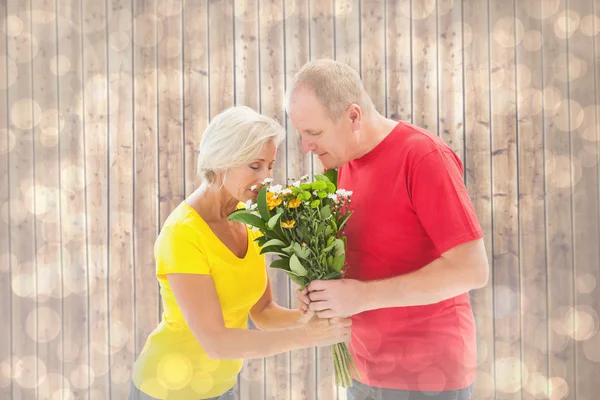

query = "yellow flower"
[281, 220, 296, 228]
[287, 197, 301, 208]
[266, 192, 282, 210]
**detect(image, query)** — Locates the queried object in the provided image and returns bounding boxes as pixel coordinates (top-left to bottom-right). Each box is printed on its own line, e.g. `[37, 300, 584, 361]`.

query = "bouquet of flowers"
[227, 169, 360, 388]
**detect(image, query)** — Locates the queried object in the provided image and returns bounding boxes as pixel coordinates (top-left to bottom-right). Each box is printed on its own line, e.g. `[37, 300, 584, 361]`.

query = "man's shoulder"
[394, 121, 455, 165]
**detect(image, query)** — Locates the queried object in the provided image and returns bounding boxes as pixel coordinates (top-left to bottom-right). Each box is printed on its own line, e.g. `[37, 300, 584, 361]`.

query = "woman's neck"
[187, 183, 240, 222]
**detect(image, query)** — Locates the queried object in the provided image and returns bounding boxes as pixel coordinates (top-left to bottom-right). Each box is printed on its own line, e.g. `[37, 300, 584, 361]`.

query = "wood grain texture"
[3, 1, 600, 399]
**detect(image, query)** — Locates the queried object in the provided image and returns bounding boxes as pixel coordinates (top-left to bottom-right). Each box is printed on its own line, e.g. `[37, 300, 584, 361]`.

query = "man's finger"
[308, 300, 330, 312]
[307, 290, 327, 302]
[307, 280, 328, 292]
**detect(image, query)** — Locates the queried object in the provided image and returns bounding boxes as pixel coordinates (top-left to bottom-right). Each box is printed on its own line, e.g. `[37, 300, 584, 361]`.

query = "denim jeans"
[347, 379, 473, 400]
[128, 381, 236, 400]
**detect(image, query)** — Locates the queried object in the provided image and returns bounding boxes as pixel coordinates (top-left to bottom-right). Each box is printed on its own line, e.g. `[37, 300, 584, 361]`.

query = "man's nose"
[301, 138, 315, 154]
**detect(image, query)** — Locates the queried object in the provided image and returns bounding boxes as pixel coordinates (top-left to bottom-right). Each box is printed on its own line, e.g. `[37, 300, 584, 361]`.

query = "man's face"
[287, 88, 358, 169]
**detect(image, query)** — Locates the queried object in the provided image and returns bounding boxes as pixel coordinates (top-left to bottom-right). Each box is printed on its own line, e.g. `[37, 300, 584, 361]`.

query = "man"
[286, 59, 489, 400]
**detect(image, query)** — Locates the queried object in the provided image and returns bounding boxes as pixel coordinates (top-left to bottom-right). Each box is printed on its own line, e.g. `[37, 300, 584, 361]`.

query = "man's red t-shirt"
[337, 121, 484, 392]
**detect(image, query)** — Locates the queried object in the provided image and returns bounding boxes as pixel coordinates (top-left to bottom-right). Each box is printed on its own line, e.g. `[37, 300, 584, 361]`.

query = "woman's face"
[220, 139, 278, 202]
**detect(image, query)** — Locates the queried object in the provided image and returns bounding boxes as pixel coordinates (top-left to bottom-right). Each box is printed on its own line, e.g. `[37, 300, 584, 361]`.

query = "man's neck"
[352, 113, 398, 160]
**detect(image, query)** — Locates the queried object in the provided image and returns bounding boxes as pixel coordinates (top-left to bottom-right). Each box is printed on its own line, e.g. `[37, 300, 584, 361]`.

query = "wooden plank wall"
[2, 0, 600, 399]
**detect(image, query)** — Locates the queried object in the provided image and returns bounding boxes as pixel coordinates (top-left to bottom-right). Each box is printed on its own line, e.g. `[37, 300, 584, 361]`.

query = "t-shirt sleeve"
[155, 223, 211, 277]
[409, 148, 484, 255]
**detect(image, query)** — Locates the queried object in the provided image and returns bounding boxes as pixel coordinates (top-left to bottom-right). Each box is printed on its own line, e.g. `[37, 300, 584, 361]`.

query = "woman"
[130, 106, 351, 400]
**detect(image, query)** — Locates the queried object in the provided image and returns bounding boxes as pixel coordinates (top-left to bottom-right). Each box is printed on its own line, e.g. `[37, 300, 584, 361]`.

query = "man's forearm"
[362, 256, 487, 311]
[251, 303, 306, 330]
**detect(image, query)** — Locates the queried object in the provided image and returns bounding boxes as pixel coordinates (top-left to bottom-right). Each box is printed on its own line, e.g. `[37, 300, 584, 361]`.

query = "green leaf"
[267, 212, 284, 229]
[321, 242, 335, 254]
[323, 169, 338, 187]
[227, 208, 250, 220]
[338, 211, 353, 231]
[290, 254, 308, 276]
[334, 238, 345, 257]
[260, 245, 287, 256]
[324, 225, 334, 237]
[332, 254, 345, 272]
[257, 186, 270, 221]
[293, 242, 311, 260]
[320, 205, 331, 219]
[285, 271, 307, 286]
[254, 235, 268, 247]
[269, 257, 290, 271]
[323, 271, 342, 280]
[263, 238, 286, 247]
[281, 242, 295, 255]
[314, 174, 331, 183]
[228, 211, 267, 230]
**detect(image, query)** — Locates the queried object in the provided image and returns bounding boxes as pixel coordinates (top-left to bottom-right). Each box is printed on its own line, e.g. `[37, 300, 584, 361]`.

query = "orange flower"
[281, 220, 296, 228]
[287, 197, 301, 208]
[266, 192, 282, 210]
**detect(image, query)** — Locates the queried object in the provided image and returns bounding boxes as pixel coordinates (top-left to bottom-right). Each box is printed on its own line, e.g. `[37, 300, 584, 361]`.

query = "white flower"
[268, 184, 283, 193]
[281, 188, 292, 195]
[262, 178, 273, 184]
[250, 184, 257, 191]
[336, 189, 353, 198]
[293, 180, 301, 188]
[300, 175, 309, 181]
[328, 194, 338, 202]
[244, 200, 254, 210]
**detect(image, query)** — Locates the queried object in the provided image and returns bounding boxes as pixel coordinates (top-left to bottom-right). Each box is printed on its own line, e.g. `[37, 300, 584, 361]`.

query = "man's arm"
[363, 237, 489, 309]
[305, 238, 489, 318]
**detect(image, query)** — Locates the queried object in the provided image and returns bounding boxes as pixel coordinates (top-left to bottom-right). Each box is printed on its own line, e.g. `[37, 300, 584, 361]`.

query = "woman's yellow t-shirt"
[132, 201, 267, 399]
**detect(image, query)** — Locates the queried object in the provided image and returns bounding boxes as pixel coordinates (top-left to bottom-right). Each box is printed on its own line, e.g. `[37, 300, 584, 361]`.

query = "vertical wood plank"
[360, 0, 385, 114]
[208, 0, 234, 117]
[107, 0, 135, 397]
[57, 0, 90, 397]
[285, 2, 316, 399]
[132, 0, 159, 365]
[31, 0, 64, 397]
[260, 2, 289, 399]
[514, 2, 549, 399]
[309, 1, 336, 396]
[569, 0, 600, 397]
[437, 0, 465, 160]
[183, 0, 209, 197]
[542, 1, 576, 398]
[0, 2, 13, 398]
[463, 0, 494, 398]
[335, 0, 360, 74]
[386, 0, 411, 122]
[82, 0, 111, 397]
[235, 1, 263, 398]
[7, 0, 38, 397]
[490, 0, 521, 398]
[235, 0, 259, 109]
[309, 0, 333, 178]
[412, 0, 438, 133]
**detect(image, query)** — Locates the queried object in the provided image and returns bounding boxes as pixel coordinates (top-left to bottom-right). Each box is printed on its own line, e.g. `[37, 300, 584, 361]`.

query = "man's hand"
[298, 279, 369, 319]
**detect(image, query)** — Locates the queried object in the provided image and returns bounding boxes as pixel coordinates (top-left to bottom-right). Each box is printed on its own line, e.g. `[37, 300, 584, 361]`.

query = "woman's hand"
[302, 315, 352, 347]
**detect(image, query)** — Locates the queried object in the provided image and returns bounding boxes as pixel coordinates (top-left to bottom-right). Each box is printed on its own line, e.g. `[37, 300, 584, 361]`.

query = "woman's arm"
[167, 273, 346, 360]
[249, 275, 311, 330]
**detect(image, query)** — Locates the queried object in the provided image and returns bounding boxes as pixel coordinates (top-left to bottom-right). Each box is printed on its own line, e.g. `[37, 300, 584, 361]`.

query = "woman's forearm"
[250, 303, 306, 330]
[202, 325, 310, 360]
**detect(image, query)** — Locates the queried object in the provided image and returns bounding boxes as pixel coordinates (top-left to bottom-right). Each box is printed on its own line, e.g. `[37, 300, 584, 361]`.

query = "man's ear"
[347, 104, 361, 130]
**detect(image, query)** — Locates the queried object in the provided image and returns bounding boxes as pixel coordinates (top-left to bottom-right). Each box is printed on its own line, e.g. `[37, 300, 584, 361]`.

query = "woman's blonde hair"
[197, 106, 285, 184]
[285, 59, 375, 121]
